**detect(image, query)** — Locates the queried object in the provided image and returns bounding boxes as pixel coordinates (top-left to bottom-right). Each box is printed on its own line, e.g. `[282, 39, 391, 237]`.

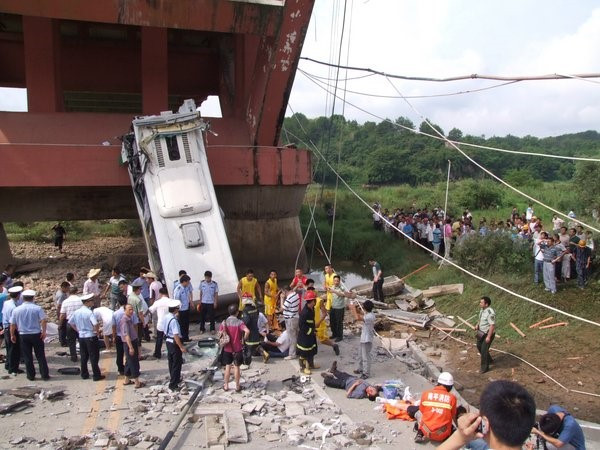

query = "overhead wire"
[300, 68, 521, 99]
[557, 72, 600, 85]
[328, 0, 354, 263]
[299, 70, 600, 162]
[383, 76, 600, 234]
[298, 71, 377, 83]
[286, 103, 600, 329]
[300, 57, 600, 83]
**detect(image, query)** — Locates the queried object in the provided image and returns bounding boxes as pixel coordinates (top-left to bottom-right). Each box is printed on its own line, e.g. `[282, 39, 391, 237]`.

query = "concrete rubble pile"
[6, 430, 162, 450]
[188, 366, 387, 449]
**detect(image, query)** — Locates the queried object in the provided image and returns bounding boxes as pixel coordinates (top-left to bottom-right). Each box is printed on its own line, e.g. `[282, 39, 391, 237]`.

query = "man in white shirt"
[83, 268, 102, 307]
[260, 330, 291, 360]
[59, 286, 83, 362]
[149, 287, 171, 359]
[145, 272, 163, 305]
[93, 305, 114, 351]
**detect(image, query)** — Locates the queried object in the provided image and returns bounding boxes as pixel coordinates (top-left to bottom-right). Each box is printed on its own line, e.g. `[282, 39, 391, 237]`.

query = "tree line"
[281, 113, 600, 192]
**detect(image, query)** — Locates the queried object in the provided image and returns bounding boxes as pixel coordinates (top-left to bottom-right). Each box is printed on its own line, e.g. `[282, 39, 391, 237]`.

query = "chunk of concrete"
[224, 409, 248, 444]
[285, 402, 305, 417]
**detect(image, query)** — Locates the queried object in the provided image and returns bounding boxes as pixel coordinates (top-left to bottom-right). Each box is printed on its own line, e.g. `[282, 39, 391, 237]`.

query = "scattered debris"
[510, 322, 526, 338]
[224, 410, 248, 443]
[538, 322, 568, 329]
[377, 310, 430, 328]
[351, 275, 405, 298]
[529, 317, 553, 329]
[0, 399, 31, 415]
[456, 316, 476, 330]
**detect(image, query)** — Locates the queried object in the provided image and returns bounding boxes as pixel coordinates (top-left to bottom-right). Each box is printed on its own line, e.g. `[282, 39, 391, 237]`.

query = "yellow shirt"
[264, 278, 278, 300]
[324, 272, 337, 310]
[240, 277, 257, 299]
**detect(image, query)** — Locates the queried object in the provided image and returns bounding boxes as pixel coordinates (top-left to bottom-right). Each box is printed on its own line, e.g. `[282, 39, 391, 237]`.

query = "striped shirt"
[60, 295, 83, 320]
[283, 292, 300, 319]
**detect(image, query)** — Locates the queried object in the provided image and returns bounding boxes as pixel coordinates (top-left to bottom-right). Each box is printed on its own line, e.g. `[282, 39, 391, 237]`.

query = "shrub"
[456, 179, 504, 210]
[452, 232, 531, 274]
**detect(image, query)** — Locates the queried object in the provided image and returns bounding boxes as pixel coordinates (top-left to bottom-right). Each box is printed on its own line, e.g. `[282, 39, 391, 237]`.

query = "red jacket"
[418, 385, 457, 441]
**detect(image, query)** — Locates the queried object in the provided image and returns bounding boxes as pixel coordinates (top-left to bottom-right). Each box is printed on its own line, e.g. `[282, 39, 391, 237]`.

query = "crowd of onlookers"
[371, 203, 596, 290]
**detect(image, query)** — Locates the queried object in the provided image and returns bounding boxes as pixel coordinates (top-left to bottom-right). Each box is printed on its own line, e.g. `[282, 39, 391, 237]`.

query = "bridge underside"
[0, 0, 316, 277]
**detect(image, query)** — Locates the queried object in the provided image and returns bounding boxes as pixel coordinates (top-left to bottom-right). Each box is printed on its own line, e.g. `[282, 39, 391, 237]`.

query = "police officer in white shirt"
[9, 290, 50, 381]
[69, 294, 104, 381]
[161, 299, 187, 391]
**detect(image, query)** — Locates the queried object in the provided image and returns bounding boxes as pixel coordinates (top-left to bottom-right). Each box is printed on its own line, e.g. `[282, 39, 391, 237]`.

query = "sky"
[2, 1, 599, 138]
[288, 0, 600, 138]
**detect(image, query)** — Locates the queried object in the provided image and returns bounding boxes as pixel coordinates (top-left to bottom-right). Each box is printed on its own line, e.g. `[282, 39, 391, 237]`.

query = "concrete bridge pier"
[0, 223, 14, 268]
[218, 185, 308, 281]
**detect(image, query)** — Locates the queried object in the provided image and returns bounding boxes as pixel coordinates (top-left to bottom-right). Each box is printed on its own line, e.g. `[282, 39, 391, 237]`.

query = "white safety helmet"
[437, 372, 454, 386]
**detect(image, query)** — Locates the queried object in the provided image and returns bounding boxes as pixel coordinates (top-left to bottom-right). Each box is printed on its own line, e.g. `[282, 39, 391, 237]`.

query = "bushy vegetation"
[452, 233, 532, 274]
[455, 179, 504, 210]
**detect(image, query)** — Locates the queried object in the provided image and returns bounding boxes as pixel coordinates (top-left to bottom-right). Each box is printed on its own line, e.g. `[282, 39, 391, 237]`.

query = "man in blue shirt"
[9, 289, 50, 381]
[2, 286, 24, 375]
[161, 299, 187, 391]
[69, 294, 104, 381]
[198, 271, 218, 334]
[533, 405, 586, 450]
[173, 275, 193, 342]
[132, 268, 150, 305]
[112, 296, 136, 376]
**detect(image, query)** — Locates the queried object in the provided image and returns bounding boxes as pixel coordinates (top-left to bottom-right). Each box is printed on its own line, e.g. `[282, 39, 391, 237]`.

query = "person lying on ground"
[531, 404, 586, 450]
[320, 361, 382, 401]
[437, 380, 536, 450]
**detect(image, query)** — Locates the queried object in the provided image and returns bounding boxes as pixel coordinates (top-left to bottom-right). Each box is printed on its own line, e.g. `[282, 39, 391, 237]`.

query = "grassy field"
[4, 219, 142, 242]
[300, 182, 600, 343]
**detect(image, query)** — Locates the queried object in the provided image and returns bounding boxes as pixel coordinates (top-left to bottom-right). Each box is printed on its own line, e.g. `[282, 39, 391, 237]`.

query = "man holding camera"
[532, 405, 586, 449]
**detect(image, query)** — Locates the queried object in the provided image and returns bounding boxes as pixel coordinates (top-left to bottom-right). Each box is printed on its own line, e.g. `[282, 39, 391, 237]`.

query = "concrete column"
[22, 16, 63, 112]
[0, 223, 13, 268]
[216, 185, 308, 279]
[141, 27, 168, 114]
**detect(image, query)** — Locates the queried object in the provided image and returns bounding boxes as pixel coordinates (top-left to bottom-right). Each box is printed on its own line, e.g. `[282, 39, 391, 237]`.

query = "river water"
[304, 258, 372, 290]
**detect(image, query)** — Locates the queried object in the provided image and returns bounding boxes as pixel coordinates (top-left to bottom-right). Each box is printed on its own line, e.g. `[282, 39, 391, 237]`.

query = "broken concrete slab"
[195, 403, 240, 416]
[383, 337, 408, 352]
[5, 386, 41, 399]
[285, 402, 305, 417]
[0, 399, 31, 414]
[224, 409, 248, 443]
[204, 415, 226, 446]
[422, 283, 464, 297]
[265, 433, 280, 442]
[282, 392, 306, 402]
[243, 416, 262, 426]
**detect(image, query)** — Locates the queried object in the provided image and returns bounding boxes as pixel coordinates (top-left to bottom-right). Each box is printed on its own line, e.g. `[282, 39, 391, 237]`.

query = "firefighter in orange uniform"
[407, 372, 457, 443]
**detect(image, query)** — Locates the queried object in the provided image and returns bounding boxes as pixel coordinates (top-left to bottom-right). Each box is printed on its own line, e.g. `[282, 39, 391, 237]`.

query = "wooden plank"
[384, 316, 427, 328]
[529, 317, 553, 329]
[457, 316, 477, 330]
[423, 283, 464, 297]
[510, 322, 526, 338]
[436, 327, 466, 332]
[539, 322, 568, 329]
[224, 410, 249, 444]
[399, 264, 430, 281]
